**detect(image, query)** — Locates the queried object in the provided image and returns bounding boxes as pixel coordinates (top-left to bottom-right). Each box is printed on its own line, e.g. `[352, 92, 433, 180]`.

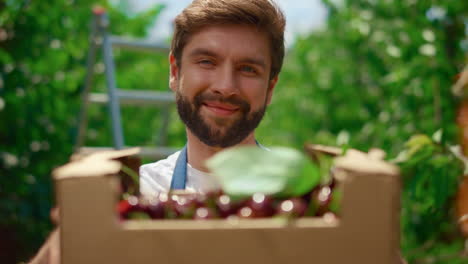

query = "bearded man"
[139, 0, 286, 195]
[28, 1, 286, 263]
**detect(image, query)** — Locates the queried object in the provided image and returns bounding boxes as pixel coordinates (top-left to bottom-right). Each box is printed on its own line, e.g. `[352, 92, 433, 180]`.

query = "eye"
[240, 65, 257, 74]
[198, 59, 214, 68]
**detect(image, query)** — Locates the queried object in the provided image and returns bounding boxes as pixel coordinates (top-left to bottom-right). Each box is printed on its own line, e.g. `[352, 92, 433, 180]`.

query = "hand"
[27, 228, 60, 264]
[28, 207, 60, 264]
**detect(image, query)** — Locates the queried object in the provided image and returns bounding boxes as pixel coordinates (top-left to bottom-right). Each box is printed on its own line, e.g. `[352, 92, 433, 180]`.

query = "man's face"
[169, 25, 278, 148]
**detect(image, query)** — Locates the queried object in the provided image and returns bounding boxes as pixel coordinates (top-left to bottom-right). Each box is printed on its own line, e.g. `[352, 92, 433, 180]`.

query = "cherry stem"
[121, 165, 139, 185]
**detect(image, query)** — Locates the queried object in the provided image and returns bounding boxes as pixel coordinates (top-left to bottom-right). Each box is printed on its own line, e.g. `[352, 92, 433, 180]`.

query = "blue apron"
[169, 146, 188, 190]
[169, 142, 265, 190]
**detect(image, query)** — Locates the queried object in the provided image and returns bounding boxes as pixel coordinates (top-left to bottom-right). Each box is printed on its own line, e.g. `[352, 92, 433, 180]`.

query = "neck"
[186, 129, 257, 172]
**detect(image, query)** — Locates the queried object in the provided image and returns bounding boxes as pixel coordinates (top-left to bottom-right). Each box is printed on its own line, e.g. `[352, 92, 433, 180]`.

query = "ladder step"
[89, 90, 175, 106]
[77, 146, 178, 160]
[77, 12, 176, 155]
[110, 36, 170, 53]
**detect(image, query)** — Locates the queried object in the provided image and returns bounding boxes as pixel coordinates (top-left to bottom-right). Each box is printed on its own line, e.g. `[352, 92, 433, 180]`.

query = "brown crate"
[55, 147, 401, 264]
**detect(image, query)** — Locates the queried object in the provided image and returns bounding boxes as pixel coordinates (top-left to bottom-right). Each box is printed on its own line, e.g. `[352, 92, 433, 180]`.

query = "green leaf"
[329, 189, 343, 214]
[432, 129, 443, 144]
[206, 146, 321, 198]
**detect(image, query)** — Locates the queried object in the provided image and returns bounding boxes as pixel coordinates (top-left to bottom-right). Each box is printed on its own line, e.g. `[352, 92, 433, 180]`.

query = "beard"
[175, 90, 267, 148]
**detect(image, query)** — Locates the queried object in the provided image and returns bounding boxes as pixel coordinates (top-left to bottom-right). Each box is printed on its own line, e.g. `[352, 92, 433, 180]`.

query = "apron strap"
[170, 145, 188, 190]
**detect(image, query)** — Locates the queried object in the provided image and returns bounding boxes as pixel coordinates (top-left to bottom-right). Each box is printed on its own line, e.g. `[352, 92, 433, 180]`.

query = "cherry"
[237, 206, 255, 218]
[117, 199, 132, 219]
[246, 193, 275, 218]
[173, 195, 198, 219]
[153, 193, 177, 219]
[323, 211, 338, 222]
[186, 193, 212, 209]
[202, 189, 224, 209]
[118, 195, 149, 220]
[215, 194, 245, 218]
[307, 185, 333, 216]
[276, 197, 307, 218]
[193, 207, 217, 220]
[140, 196, 165, 219]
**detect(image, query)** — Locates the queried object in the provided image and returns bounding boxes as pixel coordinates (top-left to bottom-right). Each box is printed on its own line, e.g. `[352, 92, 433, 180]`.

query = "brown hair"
[171, 0, 286, 79]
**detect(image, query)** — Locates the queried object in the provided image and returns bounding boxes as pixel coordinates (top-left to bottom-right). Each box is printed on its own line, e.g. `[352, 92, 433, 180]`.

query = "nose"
[211, 64, 238, 97]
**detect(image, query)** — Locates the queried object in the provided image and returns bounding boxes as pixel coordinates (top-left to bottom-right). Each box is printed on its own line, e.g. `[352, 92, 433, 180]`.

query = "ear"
[169, 52, 179, 92]
[265, 75, 278, 105]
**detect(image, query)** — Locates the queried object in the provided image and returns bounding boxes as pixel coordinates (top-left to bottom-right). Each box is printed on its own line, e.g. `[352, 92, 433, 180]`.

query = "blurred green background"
[0, 0, 467, 263]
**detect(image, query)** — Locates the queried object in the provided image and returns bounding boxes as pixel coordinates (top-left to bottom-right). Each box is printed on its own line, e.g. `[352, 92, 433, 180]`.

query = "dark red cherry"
[117, 199, 132, 219]
[141, 196, 166, 219]
[246, 193, 275, 218]
[193, 207, 217, 220]
[237, 206, 255, 218]
[173, 196, 198, 219]
[215, 194, 245, 218]
[118, 195, 149, 220]
[307, 185, 333, 216]
[276, 197, 307, 218]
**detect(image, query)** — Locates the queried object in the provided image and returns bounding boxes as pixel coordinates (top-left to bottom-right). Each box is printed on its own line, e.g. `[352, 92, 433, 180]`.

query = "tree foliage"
[0, 0, 467, 263]
[0, 1, 164, 261]
[258, 0, 467, 156]
[256, 0, 467, 262]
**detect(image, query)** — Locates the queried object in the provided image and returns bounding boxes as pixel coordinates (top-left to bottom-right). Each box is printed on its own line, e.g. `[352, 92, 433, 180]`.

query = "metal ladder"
[75, 7, 177, 160]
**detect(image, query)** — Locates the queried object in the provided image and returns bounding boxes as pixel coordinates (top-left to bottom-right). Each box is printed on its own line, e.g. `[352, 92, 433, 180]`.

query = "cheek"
[180, 69, 211, 95]
[240, 80, 270, 107]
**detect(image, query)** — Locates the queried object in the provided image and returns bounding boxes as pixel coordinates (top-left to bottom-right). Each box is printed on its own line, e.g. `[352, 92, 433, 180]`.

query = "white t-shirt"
[139, 150, 221, 197]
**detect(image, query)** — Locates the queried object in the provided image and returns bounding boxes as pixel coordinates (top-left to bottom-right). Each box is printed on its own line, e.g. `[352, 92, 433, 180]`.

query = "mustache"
[194, 93, 250, 112]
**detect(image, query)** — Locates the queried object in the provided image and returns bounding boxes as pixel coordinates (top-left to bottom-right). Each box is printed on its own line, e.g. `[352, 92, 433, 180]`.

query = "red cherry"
[307, 185, 333, 216]
[237, 206, 254, 218]
[173, 196, 198, 219]
[194, 207, 217, 220]
[118, 195, 145, 220]
[216, 194, 245, 218]
[246, 193, 275, 218]
[141, 197, 165, 219]
[276, 197, 307, 218]
[117, 200, 131, 219]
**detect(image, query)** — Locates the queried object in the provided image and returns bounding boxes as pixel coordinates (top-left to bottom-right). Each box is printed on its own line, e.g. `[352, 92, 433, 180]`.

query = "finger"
[49, 228, 60, 264]
[27, 228, 58, 264]
[50, 207, 60, 225]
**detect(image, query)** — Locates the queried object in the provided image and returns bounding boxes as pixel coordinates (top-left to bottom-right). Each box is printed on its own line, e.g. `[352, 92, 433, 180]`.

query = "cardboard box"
[54, 147, 401, 264]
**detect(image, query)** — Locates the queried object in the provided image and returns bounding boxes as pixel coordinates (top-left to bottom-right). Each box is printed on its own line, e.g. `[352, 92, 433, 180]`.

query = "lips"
[203, 101, 240, 116]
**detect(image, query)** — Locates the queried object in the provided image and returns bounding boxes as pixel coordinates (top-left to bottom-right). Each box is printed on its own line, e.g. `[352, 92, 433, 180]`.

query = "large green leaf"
[206, 146, 320, 198]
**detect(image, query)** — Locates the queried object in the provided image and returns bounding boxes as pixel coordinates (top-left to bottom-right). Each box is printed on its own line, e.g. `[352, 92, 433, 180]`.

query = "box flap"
[53, 147, 140, 180]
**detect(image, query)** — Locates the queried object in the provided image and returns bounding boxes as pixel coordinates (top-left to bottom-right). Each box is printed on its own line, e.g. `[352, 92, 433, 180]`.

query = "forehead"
[182, 25, 272, 64]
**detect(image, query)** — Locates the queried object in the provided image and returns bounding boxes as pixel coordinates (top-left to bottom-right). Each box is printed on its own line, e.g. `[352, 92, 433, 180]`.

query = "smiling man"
[28, 2, 285, 263]
[139, 0, 286, 196]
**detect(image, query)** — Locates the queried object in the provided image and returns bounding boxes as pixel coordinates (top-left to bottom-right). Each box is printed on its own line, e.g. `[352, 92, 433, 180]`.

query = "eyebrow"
[239, 57, 267, 70]
[188, 48, 267, 69]
[188, 48, 218, 59]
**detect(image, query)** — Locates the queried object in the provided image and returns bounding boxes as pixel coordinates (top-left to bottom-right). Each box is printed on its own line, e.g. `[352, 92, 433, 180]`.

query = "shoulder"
[139, 150, 181, 197]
